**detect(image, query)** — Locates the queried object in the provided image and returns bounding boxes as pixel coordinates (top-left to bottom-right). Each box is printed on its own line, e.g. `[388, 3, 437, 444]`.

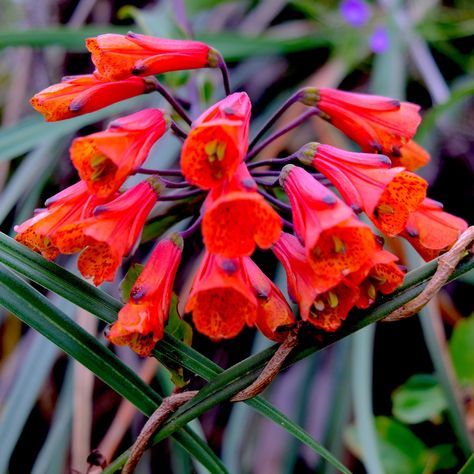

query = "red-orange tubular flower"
[304, 88, 421, 155]
[185, 252, 257, 341]
[300, 143, 428, 236]
[347, 246, 405, 309]
[242, 257, 295, 342]
[202, 165, 282, 257]
[273, 233, 359, 332]
[181, 93, 252, 189]
[280, 165, 375, 279]
[87, 32, 216, 81]
[70, 109, 169, 197]
[53, 179, 162, 285]
[107, 235, 183, 357]
[401, 198, 468, 261]
[388, 140, 430, 171]
[30, 74, 154, 122]
[14, 181, 108, 261]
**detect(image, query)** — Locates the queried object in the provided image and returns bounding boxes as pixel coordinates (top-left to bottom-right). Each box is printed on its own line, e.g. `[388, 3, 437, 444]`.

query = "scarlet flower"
[273, 233, 358, 331]
[53, 179, 162, 285]
[70, 109, 169, 197]
[185, 252, 257, 341]
[243, 257, 295, 342]
[202, 165, 282, 258]
[301, 143, 428, 236]
[87, 32, 215, 81]
[401, 198, 468, 261]
[280, 165, 375, 279]
[107, 235, 183, 357]
[304, 88, 421, 155]
[347, 246, 405, 309]
[15, 181, 107, 260]
[30, 74, 154, 122]
[181, 93, 252, 189]
[388, 140, 430, 171]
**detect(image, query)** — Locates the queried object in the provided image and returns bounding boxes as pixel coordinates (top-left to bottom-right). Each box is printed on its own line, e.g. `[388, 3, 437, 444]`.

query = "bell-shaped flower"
[401, 198, 468, 261]
[87, 32, 216, 81]
[303, 88, 421, 155]
[107, 235, 183, 357]
[280, 165, 375, 279]
[202, 164, 282, 257]
[242, 257, 296, 342]
[30, 74, 154, 122]
[388, 140, 430, 171]
[273, 233, 358, 331]
[181, 93, 252, 190]
[15, 181, 108, 260]
[185, 252, 257, 341]
[70, 109, 169, 197]
[53, 179, 162, 285]
[301, 143, 427, 236]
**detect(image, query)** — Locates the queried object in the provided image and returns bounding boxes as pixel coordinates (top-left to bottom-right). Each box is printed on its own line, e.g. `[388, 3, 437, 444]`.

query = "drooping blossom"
[107, 235, 183, 356]
[402, 198, 468, 261]
[30, 74, 154, 122]
[303, 88, 422, 155]
[14, 181, 108, 260]
[389, 140, 430, 171]
[181, 93, 252, 189]
[53, 179, 162, 285]
[87, 32, 216, 81]
[301, 143, 428, 236]
[185, 252, 257, 340]
[280, 165, 375, 279]
[70, 109, 169, 197]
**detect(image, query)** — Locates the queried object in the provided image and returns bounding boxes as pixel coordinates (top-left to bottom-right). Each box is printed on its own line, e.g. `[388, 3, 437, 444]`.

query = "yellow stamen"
[327, 291, 339, 308]
[332, 235, 346, 254]
[367, 284, 376, 300]
[313, 299, 325, 311]
[377, 203, 395, 215]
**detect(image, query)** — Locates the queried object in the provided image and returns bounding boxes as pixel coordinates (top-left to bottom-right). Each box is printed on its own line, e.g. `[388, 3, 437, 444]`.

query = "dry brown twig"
[384, 226, 474, 322]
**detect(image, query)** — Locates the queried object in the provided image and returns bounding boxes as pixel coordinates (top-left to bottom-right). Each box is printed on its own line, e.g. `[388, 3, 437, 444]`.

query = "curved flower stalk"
[16, 31, 468, 355]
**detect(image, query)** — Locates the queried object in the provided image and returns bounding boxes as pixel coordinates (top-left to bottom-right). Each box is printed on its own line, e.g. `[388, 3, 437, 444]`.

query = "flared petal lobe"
[70, 109, 168, 197]
[181, 93, 251, 189]
[87, 32, 214, 81]
[389, 140, 430, 171]
[107, 235, 183, 356]
[30, 74, 153, 122]
[185, 253, 257, 341]
[402, 198, 468, 261]
[53, 180, 161, 285]
[14, 181, 107, 260]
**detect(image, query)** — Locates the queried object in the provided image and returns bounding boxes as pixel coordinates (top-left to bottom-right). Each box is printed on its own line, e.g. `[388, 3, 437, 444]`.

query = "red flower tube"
[87, 32, 217, 81]
[30, 74, 154, 122]
[389, 140, 430, 171]
[53, 179, 162, 285]
[280, 165, 375, 279]
[401, 198, 468, 261]
[185, 252, 257, 341]
[107, 234, 183, 357]
[300, 143, 428, 236]
[70, 108, 169, 197]
[181, 93, 252, 189]
[14, 181, 108, 260]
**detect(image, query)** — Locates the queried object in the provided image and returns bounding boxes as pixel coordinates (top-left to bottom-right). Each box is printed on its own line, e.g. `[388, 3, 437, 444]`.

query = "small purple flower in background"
[340, 0, 371, 28]
[370, 25, 389, 53]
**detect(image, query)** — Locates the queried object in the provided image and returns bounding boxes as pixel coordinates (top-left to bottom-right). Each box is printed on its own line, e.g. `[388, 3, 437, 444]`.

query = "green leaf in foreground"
[449, 314, 474, 385]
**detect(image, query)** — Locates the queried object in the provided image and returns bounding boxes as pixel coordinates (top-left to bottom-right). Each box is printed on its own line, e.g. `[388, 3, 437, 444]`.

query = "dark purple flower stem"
[257, 188, 292, 213]
[171, 121, 188, 141]
[254, 177, 279, 187]
[218, 55, 231, 96]
[160, 189, 205, 201]
[154, 81, 192, 125]
[248, 90, 305, 151]
[180, 216, 202, 239]
[281, 218, 294, 231]
[247, 154, 297, 170]
[245, 109, 318, 162]
[160, 177, 191, 189]
[136, 168, 183, 177]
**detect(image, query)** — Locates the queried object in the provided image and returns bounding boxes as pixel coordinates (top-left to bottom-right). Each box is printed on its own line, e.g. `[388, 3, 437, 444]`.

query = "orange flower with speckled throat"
[185, 252, 257, 341]
[107, 235, 183, 357]
[181, 93, 251, 189]
[87, 32, 216, 81]
[30, 74, 154, 122]
[280, 165, 375, 279]
[70, 109, 169, 197]
[53, 179, 162, 285]
[300, 143, 427, 236]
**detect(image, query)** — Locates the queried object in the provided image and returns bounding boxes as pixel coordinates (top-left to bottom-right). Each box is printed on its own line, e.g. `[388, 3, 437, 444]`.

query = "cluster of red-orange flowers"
[16, 32, 467, 356]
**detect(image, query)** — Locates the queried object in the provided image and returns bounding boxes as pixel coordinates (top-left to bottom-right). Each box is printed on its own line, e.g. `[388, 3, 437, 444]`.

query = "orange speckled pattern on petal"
[77, 241, 121, 286]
